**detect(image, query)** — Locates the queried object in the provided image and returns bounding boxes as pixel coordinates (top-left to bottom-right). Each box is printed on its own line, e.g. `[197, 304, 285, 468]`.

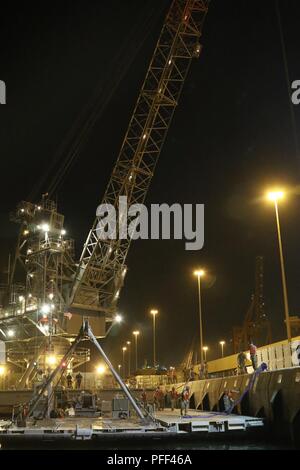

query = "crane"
[1, 0, 211, 359]
[69, 0, 211, 318]
[232, 256, 272, 353]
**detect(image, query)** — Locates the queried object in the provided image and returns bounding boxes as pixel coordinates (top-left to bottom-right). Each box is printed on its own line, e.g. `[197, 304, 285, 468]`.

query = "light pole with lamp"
[194, 270, 205, 366]
[122, 347, 127, 379]
[150, 309, 159, 367]
[219, 341, 225, 357]
[266, 190, 291, 341]
[126, 341, 131, 376]
[203, 346, 208, 362]
[133, 331, 140, 371]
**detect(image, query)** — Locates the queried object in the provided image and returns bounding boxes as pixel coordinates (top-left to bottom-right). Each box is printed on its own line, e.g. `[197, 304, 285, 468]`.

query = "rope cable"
[275, 0, 299, 162]
[48, 2, 164, 196]
[28, 1, 167, 201]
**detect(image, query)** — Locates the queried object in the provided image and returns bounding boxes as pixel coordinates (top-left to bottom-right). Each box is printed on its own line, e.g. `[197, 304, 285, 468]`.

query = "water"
[0, 436, 296, 450]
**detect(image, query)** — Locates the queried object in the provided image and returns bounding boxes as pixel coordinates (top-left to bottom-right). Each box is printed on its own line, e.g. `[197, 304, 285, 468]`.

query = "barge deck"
[0, 410, 264, 444]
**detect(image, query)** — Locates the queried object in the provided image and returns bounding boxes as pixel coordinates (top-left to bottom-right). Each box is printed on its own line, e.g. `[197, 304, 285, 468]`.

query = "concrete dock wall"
[161, 367, 300, 444]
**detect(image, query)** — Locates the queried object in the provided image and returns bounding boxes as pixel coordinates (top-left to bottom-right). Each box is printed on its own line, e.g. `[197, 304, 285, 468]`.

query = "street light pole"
[219, 341, 225, 357]
[150, 309, 158, 367]
[203, 346, 208, 362]
[126, 341, 131, 376]
[153, 314, 156, 367]
[194, 270, 205, 366]
[274, 200, 291, 342]
[133, 331, 140, 371]
[122, 347, 127, 379]
[267, 191, 291, 342]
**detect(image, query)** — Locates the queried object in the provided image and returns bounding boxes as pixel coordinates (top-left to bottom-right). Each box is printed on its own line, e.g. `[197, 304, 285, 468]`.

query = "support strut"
[25, 321, 147, 423]
[86, 321, 145, 421]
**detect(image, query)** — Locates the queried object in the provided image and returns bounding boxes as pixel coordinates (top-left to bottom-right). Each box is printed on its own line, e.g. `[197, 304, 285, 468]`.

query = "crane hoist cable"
[275, 0, 299, 161]
[69, 0, 211, 314]
[28, 1, 167, 202]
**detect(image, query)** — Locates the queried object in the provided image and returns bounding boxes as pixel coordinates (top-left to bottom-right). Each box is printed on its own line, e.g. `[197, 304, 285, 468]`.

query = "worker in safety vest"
[237, 351, 247, 374]
[180, 386, 190, 416]
[141, 389, 147, 408]
[75, 372, 83, 389]
[65, 403, 75, 417]
[170, 387, 178, 411]
[223, 390, 234, 413]
[153, 387, 160, 411]
[189, 367, 195, 381]
[249, 342, 258, 370]
[66, 373, 73, 389]
[158, 388, 165, 411]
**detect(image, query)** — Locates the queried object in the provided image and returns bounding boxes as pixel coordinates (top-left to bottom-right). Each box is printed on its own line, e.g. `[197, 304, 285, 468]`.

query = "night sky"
[1, 0, 300, 369]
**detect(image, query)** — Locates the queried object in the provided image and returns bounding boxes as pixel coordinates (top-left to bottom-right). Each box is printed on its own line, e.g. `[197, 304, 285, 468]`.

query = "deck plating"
[0, 410, 263, 444]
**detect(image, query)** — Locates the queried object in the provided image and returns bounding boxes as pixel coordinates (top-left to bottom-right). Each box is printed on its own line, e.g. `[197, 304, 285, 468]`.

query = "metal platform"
[0, 416, 166, 442]
[0, 409, 264, 444]
[155, 410, 264, 434]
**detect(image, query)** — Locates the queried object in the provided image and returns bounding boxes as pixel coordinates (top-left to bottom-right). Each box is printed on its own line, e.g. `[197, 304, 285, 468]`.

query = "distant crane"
[232, 256, 272, 353]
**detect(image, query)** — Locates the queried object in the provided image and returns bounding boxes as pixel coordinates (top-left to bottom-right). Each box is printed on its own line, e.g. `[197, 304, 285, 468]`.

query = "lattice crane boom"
[69, 0, 211, 315]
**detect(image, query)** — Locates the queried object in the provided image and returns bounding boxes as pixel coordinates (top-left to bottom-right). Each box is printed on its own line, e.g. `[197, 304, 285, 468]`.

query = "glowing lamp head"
[96, 365, 106, 375]
[7, 329, 15, 338]
[122, 347, 127, 352]
[267, 190, 285, 203]
[41, 223, 50, 233]
[219, 341, 225, 346]
[203, 346, 208, 352]
[46, 355, 56, 366]
[41, 303, 51, 315]
[150, 309, 158, 316]
[114, 314, 123, 324]
[194, 269, 205, 277]
[133, 330, 140, 337]
[0, 366, 6, 376]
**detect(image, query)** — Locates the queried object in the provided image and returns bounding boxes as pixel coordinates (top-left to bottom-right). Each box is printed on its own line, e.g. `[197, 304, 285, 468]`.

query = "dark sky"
[1, 0, 300, 369]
